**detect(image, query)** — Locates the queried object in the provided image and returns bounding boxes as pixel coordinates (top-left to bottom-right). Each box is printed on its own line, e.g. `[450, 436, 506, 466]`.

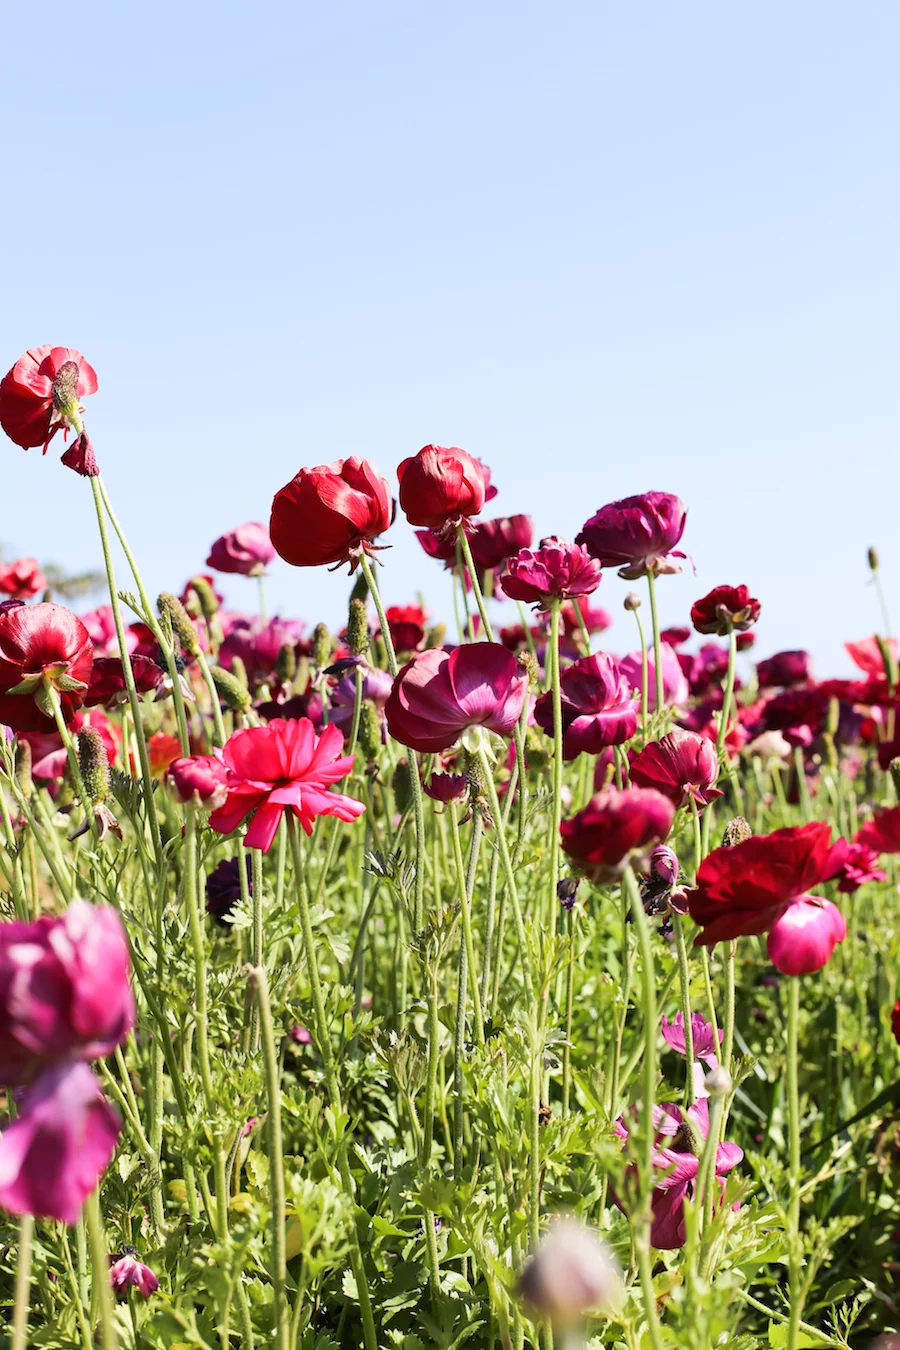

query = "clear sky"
[1, 2, 897, 675]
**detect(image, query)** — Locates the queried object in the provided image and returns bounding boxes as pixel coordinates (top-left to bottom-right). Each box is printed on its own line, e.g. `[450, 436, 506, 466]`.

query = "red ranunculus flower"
[533, 652, 636, 759]
[385, 644, 529, 754]
[855, 806, 900, 856]
[690, 585, 760, 636]
[144, 734, 183, 778]
[822, 837, 886, 892]
[396, 445, 486, 530]
[270, 458, 393, 569]
[0, 602, 92, 732]
[384, 605, 427, 653]
[0, 558, 46, 600]
[660, 626, 691, 648]
[0, 346, 98, 452]
[629, 728, 723, 810]
[559, 788, 675, 883]
[756, 650, 811, 688]
[206, 522, 275, 577]
[85, 655, 165, 708]
[576, 492, 687, 579]
[502, 537, 602, 610]
[468, 515, 533, 572]
[209, 718, 364, 852]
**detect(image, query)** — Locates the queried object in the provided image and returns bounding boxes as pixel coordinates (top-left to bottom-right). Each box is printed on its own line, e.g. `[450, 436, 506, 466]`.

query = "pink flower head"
[0, 346, 98, 452]
[629, 728, 723, 810]
[219, 616, 306, 688]
[206, 522, 275, 577]
[110, 1253, 159, 1299]
[0, 1060, 120, 1224]
[845, 636, 900, 677]
[0, 558, 47, 600]
[396, 445, 487, 531]
[614, 1098, 742, 1249]
[766, 897, 847, 977]
[619, 643, 689, 711]
[855, 806, 900, 856]
[691, 585, 760, 636]
[167, 755, 230, 810]
[576, 492, 687, 580]
[384, 644, 529, 754]
[80, 606, 140, 659]
[0, 901, 135, 1084]
[208, 719, 364, 852]
[756, 650, 811, 689]
[559, 788, 675, 883]
[469, 515, 534, 572]
[502, 537, 602, 610]
[822, 837, 886, 892]
[533, 652, 637, 759]
[661, 1011, 722, 1067]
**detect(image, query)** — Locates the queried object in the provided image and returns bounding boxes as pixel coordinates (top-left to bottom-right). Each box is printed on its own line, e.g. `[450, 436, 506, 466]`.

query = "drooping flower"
[619, 642, 689, 711]
[0, 346, 98, 452]
[423, 772, 468, 802]
[208, 719, 364, 852]
[85, 655, 165, 709]
[629, 728, 723, 809]
[167, 755, 230, 810]
[517, 1218, 623, 1327]
[690, 586, 760, 637]
[109, 1252, 159, 1299]
[0, 558, 46, 600]
[384, 644, 529, 754]
[533, 652, 636, 759]
[559, 788, 675, 883]
[576, 492, 687, 579]
[469, 515, 534, 572]
[855, 806, 900, 856]
[0, 601, 93, 732]
[206, 522, 275, 577]
[206, 856, 252, 926]
[270, 458, 393, 568]
[60, 431, 99, 477]
[756, 651, 811, 688]
[396, 445, 486, 530]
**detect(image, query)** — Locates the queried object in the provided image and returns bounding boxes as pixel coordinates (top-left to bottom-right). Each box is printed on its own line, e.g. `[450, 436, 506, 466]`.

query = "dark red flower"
[270, 458, 392, 568]
[502, 537, 602, 610]
[423, 772, 468, 802]
[0, 602, 92, 732]
[559, 788, 675, 883]
[855, 806, 900, 856]
[60, 432, 99, 477]
[533, 652, 636, 759]
[762, 686, 829, 738]
[85, 655, 165, 709]
[576, 492, 687, 579]
[756, 650, 811, 688]
[206, 522, 275, 577]
[385, 644, 529, 754]
[396, 445, 486, 530]
[468, 515, 533, 572]
[630, 728, 723, 810]
[0, 346, 98, 452]
[691, 586, 760, 636]
[384, 605, 427, 653]
[892, 999, 900, 1048]
[0, 558, 46, 600]
[736, 632, 755, 651]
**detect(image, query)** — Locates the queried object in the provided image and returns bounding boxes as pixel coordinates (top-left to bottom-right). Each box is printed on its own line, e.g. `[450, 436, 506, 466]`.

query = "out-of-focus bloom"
[892, 1000, 900, 1048]
[384, 605, 427, 653]
[756, 650, 812, 688]
[0, 1059, 120, 1224]
[679, 643, 730, 697]
[397, 445, 486, 530]
[220, 616, 306, 687]
[822, 837, 886, 892]
[629, 728, 722, 809]
[206, 522, 275, 577]
[469, 515, 533, 572]
[385, 644, 529, 753]
[0, 346, 98, 452]
[423, 772, 468, 802]
[209, 719, 364, 852]
[289, 1024, 312, 1045]
[660, 626, 691, 648]
[167, 755, 229, 810]
[533, 652, 636, 759]
[560, 788, 675, 883]
[517, 1218, 622, 1327]
[845, 636, 900, 677]
[110, 1253, 159, 1299]
[0, 558, 46, 599]
[0, 601, 93, 732]
[736, 632, 755, 651]
[206, 856, 251, 926]
[85, 655, 165, 708]
[761, 686, 829, 740]
[691, 585, 760, 636]
[648, 844, 679, 888]
[576, 492, 687, 579]
[502, 538, 601, 610]
[560, 600, 611, 636]
[766, 897, 847, 977]
[619, 642, 689, 711]
[614, 1098, 742, 1249]
[144, 733, 182, 778]
[80, 606, 143, 659]
[0, 901, 135, 1083]
[855, 806, 900, 855]
[328, 661, 393, 736]
[270, 458, 393, 568]
[661, 1012, 721, 1067]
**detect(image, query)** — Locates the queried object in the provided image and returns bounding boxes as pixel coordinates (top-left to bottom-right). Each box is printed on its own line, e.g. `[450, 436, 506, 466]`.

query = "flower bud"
[704, 1065, 732, 1097]
[623, 592, 642, 610]
[521, 651, 541, 687]
[276, 642, 297, 684]
[517, 1218, 622, 1328]
[210, 665, 252, 712]
[358, 702, 382, 761]
[349, 569, 369, 604]
[229, 655, 249, 691]
[15, 739, 32, 796]
[188, 575, 220, 619]
[557, 877, 580, 912]
[868, 546, 880, 572]
[78, 726, 111, 805]
[425, 622, 446, 650]
[167, 755, 229, 810]
[722, 816, 752, 847]
[392, 758, 413, 814]
[313, 623, 333, 669]
[157, 592, 201, 659]
[347, 599, 369, 657]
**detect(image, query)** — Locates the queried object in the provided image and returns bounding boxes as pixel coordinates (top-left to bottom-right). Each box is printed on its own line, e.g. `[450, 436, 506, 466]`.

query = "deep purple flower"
[206, 856, 252, 926]
[576, 492, 687, 579]
[533, 652, 636, 759]
[423, 772, 468, 802]
[469, 515, 534, 572]
[756, 650, 812, 689]
[220, 616, 307, 687]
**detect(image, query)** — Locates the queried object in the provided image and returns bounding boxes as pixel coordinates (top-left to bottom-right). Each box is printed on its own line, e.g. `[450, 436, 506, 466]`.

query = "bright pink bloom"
[209, 719, 364, 852]
[576, 492, 687, 579]
[384, 644, 529, 754]
[855, 806, 900, 855]
[0, 346, 98, 452]
[691, 585, 760, 636]
[661, 1011, 722, 1066]
[80, 606, 143, 659]
[766, 898, 847, 976]
[270, 458, 393, 568]
[629, 728, 722, 810]
[384, 605, 427, 653]
[0, 601, 93, 732]
[167, 755, 229, 810]
[822, 837, 886, 892]
[469, 515, 533, 571]
[0, 1060, 120, 1224]
[396, 445, 486, 530]
[501, 537, 602, 610]
[619, 642, 689, 711]
[110, 1254, 159, 1299]
[206, 522, 275, 577]
[559, 788, 675, 883]
[533, 652, 636, 759]
[0, 558, 46, 600]
[756, 650, 812, 688]
[845, 636, 900, 677]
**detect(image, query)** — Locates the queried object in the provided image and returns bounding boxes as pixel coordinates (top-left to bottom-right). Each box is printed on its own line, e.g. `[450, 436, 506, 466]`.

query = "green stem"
[11, 1213, 34, 1350]
[721, 940, 736, 1080]
[457, 526, 494, 641]
[251, 964, 289, 1350]
[562, 908, 576, 1112]
[645, 568, 665, 715]
[476, 746, 534, 986]
[249, 846, 264, 1053]
[86, 1190, 119, 1350]
[786, 975, 803, 1350]
[671, 913, 696, 1106]
[632, 602, 649, 742]
[717, 629, 737, 761]
[549, 600, 564, 933]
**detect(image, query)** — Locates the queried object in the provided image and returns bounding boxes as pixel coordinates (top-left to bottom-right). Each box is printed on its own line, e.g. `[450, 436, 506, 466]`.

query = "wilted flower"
[0, 558, 46, 600]
[270, 458, 393, 568]
[560, 788, 675, 883]
[517, 1218, 622, 1327]
[690, 585, 761, 636]
[576, 492, 687, 579]
[396, 445, 486, 530]
[502, 538, 601, 609]
[384, 644, 529, 753]
[0, 346, 98, 452]
[85, 654, 165, 709]
[206, 522, 275, 577]
[629, 728, 722, 809]
[423, 772, 468, 803]
[533, 652, 636, 759]
[110, 1252, 159, 1299]
[0, 601, 93, 732]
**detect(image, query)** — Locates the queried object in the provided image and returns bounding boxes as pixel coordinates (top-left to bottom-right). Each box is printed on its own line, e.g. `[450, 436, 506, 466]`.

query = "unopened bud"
[649, 844, 679, 887]
[722, 816, 752, 847]
[521, 652, 541, 687]
[463, 749, 487, 800]
[347, 599, 369, 657]
[312, 623, 333, 669]
[358, 702, 382, 761]
[158, 592, 201, 659]
[189, 575, 220, 620]
[392, 758, 413, 814]
[704, 1065, 732, 1097]
[623, 592, 642, 611]
[517, 1218, 622, 1328]
[826, 696, 840, 738]
[15, 740, 32, 795]
[868, 546, 880, 572]
[229, 655, 249, 691]
[276, 643, 296, 683]
[349, 569, 369, 604]
[425, 622, 446, 650]
[890, 759, 900, 798]
[78, 727, 111, 804]
[525, 725, 552, 768]
[211, 665, 252, 712]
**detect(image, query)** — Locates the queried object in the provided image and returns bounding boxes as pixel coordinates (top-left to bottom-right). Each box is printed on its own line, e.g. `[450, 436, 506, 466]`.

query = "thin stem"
[86, 1190, 119, 1350]
[645, 568, 665, 715]
[548, 599, 564, 934]
[11, 1213, 34, 1350]
[251, 964, 289, 1350]
[249, 846, 264, 1053]
[717, 628, 737, 761]
[562, 908, 576, 1112]
[476, 746, 534, 986]
[457, 526, 494, 640]
[786, 975, 803, 1350]
[671, 913, 696, 1106]
[632, 603, 649, 742]
[721, 940, 737, 1079]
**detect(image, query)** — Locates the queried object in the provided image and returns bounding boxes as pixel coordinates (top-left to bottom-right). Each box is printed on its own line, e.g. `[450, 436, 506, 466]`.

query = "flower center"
[51, 361, 80, 413]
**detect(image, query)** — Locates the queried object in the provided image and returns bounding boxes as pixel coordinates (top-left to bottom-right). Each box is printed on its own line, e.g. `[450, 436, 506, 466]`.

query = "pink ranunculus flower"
[619, 642, 689, 711]
[0, 558, 47, 600]
[501, 537, 602, 610]
[822, 837, 886, 893]
[167, 755, 230, 810]
[206, 522, 276, 577]
[0, 1059, 120, 1224]
[845, 636, 900, 677]
[661, 1012, 722, 1067]
[80, 605, 141, 659]
[384, 644, 529, 754]
[208, 718, 364, 852]
[576, 492, 687, 580]
[533, 652, 636, 759]
[468, 515, 534, 572]
[765, 898, 847, 977]
[629, 728, 723, 810]
[110, 1253, 160, 1299]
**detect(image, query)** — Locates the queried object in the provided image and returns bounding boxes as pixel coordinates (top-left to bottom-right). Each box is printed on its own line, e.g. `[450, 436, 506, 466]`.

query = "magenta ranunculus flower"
[501, 537, 602, 610]
[576, 492, 687, 580]
[0, 1059, 120, 1224]
[691, 585, 761, 636]
[423, 772, 468, 802]
[619, 643, 689, 711]
[110, 1253, 160, 1299]
[533, 652, 636, 759]
[661, 1011, 722, 1067]
[765, 898, 847, 977]
[206, 522, 276, 577]
[629, 728, 723, 810]
[756, 650, 812, 689]
[384, 644, 529, 754]
[559, 788, 676, 883]
[822, 837, 886, 892]
[0, 558, 47, 600]
[469, 515, 534, 572]
[0, 346, 98, 452]
[166, 755, 230, 810]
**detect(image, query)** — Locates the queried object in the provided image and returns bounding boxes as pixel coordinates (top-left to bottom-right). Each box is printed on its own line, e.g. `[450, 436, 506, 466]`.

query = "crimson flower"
[85, 655, 165, 708]
[396, 445, 486, 530]
[270, 458, 393, 568]
[756, 650, 811, 688]
[0, 558, 46, 600]
[0, 601, 92, 731]
[208, 718, 364, 852]
[206, 522, 275, 577]
[533, 652, 636, 759]
[629, 728, 722, 810]
[691, 585, 760, 636]
[502, 537, 602, 610]
[576, 492, 687, 579]
[0, 346, 98, 452]
[855, 806, 900, 855]
[385, 644, 529, 754]
[561, 600, 611, 636]
[423, 772, 468, 803]
[661, 626, 691, 648]
[384, 605, 427, 653]
[468, 515, 533, 571]
[559, 788, 675, 883]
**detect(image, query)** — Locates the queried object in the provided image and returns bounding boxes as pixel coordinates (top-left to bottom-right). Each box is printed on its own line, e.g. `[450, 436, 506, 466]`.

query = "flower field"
[0, 344, 898, 1349]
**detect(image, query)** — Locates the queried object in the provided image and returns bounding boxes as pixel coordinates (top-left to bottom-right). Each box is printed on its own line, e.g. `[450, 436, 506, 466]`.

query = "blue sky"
[1, 2, 896, 674]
